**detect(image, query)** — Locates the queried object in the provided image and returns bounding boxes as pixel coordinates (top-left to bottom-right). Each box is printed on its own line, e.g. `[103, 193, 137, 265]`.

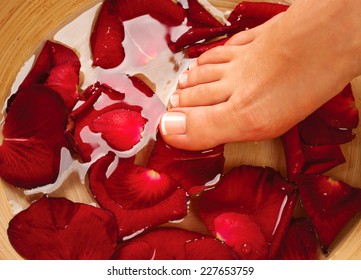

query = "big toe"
[159, 103, 241, 151]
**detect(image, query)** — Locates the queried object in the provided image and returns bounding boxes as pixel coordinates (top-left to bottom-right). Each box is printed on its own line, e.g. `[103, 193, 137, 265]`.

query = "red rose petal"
[7, 196, 118, 260]
[127, 75, 155, 97]
[147, 134, 225, 195]
[281, 85, 358, 181]
[281, 126, 345, 182]
[90, 0, 125, 69]
[91, 109, 147, 152]
[296, 175, 361, 252]
[186, 0, 222, 27]
[227, 1, 289, 25]
[199, 166, 297, 259]
[114, 227, 236, 260]
[89, 153, 188, 239]
[174, 25, 241, 50]
[0, 85, 70, 188]
[44, 62, 80, 109]
[67, 82, 143, 162]
[299, 114, 356, 146]
[214, 212, 268, 259]
[278, 218, 318, 260]
[16, 41, 80, 109]
[115, 0, 185, 26]
[315, 84, 359, 129]
[187, 37, 229, 58]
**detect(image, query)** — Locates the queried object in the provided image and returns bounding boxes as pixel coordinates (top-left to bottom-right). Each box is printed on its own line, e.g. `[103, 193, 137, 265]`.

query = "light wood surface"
[1, 0, 361, 260]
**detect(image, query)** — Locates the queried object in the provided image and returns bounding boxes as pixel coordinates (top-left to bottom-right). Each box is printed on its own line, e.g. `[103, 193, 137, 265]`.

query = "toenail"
[179, 73, 188, 86]
[160, 112, 186, 135]
[188, 59, 198, 70]
[170, 94, 179, 107]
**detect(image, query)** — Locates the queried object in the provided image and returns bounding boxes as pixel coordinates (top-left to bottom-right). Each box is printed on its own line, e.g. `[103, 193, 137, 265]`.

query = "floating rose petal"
[227, 1, 288, 26]
[89, 153, 188, 239]
[314, 84, 359, 129]
[0, 85, 70, 188]
[91, 109, 147, 152]
[278, 218, 318, 260]
[115, 0, 185, 26]
[147, 134, 225, 195]
[296, 175, 361, 252]
[67, 82, 146, 162]
[186, 0, 222, 27]
[13, 41, 80, 109]
[174, 25, 241, 50]
[113, 227, 236, 260]
[282, 126, 346, 182]
[90, 0, 125, 69]
[187, 37, 229, 58]
[199, 166, 297, 259]
[281, 84, 358, 181]
[7, 196, 118, 260]
[214, 212, 268, 259]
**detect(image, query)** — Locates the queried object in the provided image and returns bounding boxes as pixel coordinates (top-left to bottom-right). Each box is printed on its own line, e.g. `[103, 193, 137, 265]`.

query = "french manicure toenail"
[170, 94, 179, 107]
[188, 60, 198, 70]
[160, 112, 186, 135]
[179, 73, 188, 86]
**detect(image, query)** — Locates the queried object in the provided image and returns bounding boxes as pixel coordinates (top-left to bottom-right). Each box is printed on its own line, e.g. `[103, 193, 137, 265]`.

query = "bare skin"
[160, 0, 361, 151]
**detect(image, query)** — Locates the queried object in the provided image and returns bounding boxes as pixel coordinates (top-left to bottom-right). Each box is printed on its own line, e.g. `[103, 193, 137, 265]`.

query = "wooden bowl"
[1, 0, 361, 260]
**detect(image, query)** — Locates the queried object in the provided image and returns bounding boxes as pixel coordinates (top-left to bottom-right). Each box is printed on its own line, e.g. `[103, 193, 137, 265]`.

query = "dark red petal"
[174, 25, 241, 50]
[315, 84, 359, 129]
[90, 0, 125, 69]
[281, 85, 358, 181]
[147, 134, 225, 195]
[227, 1, 289, 25]
[44, 62, 80, 109]
[184, 237, 238, 260]
[91, 109, 147, 152]
[199, 166, 297, 258]
[281, 126, 346, 182]
[186, 0, 222, 27]
[15, 41, 80, 110]
[127, 75, 155, 97]
[299, 114, 356, 146]
[113, 227, 231, 260]
[67, 83, 139, 162]
[214, 212, 268, 259]
[278, 218, 318, 260]
[89, 153, 188, 239]
[0, 85, 69, 188]
[115, 0, 185, 26]
[187, 37, 229, 58]
[296, 174, 361, 252]
[7, 196, 118, 260]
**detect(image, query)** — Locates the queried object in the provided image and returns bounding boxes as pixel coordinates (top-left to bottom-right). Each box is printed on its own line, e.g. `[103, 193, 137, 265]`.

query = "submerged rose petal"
[199, 166, 297, 259]
[7, 196, 118, 260]
[113, 227, 236, 260]
[296, 175, 361, 252]
[147, 134, 225, 195]
[89, 153, 188, 239]
[0, 85, 70, 188]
